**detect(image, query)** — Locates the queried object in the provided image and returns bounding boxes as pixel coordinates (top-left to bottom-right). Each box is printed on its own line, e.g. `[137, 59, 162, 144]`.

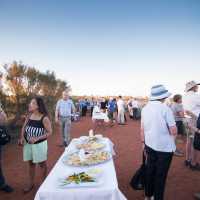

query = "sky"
[0, 0, 200, 97]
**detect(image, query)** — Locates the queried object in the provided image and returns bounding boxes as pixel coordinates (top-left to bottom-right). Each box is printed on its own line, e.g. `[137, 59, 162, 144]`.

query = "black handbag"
[194, 115, 200, 151]
[130, 152, 146, 190]
[0, 125, 11, 145]
[193, 115, 200, 151]
[193, 133, 200, 151]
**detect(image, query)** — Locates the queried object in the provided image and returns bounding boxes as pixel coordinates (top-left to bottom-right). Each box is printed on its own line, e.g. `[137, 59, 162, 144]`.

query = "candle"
[89, 129, 94, 137]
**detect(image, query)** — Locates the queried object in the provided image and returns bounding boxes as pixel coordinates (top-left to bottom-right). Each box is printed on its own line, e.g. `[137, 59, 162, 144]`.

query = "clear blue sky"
[0, 0, 200, 96]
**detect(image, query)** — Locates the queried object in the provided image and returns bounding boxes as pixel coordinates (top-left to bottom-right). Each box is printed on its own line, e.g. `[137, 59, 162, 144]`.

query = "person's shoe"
[184, 160, 191, 167]
[0, 185, 14, 193]
[63, 141, 68, 147]
[194, 193, 200, 199]
[174, 149, 184, 157]
[23, 184, 34, 193]
[190, 163, 200, 171]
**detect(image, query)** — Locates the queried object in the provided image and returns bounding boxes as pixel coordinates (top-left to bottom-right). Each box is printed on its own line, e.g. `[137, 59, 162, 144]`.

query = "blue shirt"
[108, 101, 116, 112]
[56, 99, 75, 117]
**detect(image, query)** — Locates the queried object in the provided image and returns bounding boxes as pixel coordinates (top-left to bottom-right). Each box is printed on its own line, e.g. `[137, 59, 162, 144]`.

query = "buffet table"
[34, 137, 127, 200]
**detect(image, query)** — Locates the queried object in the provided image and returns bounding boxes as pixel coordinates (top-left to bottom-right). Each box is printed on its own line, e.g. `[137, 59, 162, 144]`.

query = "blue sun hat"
[149, 85, 171, 101]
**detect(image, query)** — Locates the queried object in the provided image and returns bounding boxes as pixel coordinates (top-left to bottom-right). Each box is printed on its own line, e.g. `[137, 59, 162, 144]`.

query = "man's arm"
[166, 107, 177, 137]
[71, 101, 76, 113]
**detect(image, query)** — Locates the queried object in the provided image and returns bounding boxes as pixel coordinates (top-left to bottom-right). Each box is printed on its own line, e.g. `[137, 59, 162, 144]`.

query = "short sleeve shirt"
[141, 101, 176, 152]
[56, 99, 75, 117]
[171, 103, 184, 122]
[183, 91, 200, 117]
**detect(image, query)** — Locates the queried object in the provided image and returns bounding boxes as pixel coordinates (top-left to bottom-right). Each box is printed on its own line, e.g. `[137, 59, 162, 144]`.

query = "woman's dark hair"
[34, 97, 48, 116]
[173, 94, 182, 103]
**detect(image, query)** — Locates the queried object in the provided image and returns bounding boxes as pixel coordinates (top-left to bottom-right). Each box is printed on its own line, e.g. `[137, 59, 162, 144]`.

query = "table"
[34, 138, 127, 200]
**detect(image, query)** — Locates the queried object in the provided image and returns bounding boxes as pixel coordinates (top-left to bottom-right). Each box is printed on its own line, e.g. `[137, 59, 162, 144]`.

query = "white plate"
[62, 151, 112, 167]
[58, 170, 104, 188]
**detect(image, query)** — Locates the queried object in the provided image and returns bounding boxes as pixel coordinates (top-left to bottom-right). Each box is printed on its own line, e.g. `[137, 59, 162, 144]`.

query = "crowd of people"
[0, 80, 200, 200]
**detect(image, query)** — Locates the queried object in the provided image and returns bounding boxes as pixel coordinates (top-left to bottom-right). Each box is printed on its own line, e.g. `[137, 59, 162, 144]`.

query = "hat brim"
[149, 92, 172, 101]
[185, 83, 200, 92]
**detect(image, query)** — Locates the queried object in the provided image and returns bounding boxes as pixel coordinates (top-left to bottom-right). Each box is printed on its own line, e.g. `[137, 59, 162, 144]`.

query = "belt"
[60, 116, 71, 118]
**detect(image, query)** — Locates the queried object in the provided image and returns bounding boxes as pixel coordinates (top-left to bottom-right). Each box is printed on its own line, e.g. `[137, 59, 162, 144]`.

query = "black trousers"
[90, 106, 94, 117]
[81, 106, 87, 116]
[0, 145, 5, 188]
[132, 108, 138, 119]
[145, 146, 173, 200]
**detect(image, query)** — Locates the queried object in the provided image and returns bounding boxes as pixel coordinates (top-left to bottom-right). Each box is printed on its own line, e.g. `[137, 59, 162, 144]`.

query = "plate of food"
[76, 140, 106, 151]
[58, 169, 103, 188]
[62, 150, 112, 167]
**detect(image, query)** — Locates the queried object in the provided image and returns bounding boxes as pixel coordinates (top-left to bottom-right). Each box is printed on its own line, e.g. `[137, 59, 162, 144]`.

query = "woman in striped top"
[18, 97, 52, 193]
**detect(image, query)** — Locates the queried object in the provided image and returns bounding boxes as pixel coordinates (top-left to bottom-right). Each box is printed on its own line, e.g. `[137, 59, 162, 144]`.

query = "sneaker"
[174, 149, 184, 157]
[194, 193, 200, 199]
[1, 185, 14, 193]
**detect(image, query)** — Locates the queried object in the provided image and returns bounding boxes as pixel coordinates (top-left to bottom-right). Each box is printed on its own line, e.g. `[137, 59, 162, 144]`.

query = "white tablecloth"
[34, 138, 127, 200]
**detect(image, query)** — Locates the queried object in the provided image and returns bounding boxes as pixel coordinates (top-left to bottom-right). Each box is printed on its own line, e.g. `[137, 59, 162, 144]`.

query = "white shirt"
[132, 100, 139, 108]
[182, 91, 200, 117]
[117, 99, 125, 111]
[56, 99, 75, 117]
[141, 101, 176, 152]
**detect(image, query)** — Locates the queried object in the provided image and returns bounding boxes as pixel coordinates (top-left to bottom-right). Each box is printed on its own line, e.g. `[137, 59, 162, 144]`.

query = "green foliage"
[1, 61, 70, 126]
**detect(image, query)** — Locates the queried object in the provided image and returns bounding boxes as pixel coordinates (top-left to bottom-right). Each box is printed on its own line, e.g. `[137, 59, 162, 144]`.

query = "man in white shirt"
[132, 98, 139, 120]
[55, 91, 75, 147]
[182, 81, 200, 199]
[141, 85, 177, 200]
[117, 96, 125, 125]
[182, 81, 200, 169]
[183, 81, 200, 117]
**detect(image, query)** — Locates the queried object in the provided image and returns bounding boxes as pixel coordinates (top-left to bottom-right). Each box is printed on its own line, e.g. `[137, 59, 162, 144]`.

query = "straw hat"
[185, 81, 200, 92]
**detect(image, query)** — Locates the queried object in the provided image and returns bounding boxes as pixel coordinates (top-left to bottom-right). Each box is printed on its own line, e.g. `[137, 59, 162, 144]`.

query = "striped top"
[24, 115, 46, 144]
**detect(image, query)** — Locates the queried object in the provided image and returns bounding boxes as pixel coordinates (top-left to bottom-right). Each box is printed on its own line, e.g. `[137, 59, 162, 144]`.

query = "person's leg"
[0, 145, 5, 187]
[117, 111, 121, 124]
[23, 161, 36, 193]
[185, 136, 192, 165]
[82, 107, 85, 116]
[38, 161, 47, 182]
[154, 151, 173, 200]
[124, 113, 127, 122]
[145, 146, 157, 199]
[60, 118, 66, 146]
[133, 108, 136, 119]
[121, 111, 125, 124]
[192, 149, 198, 165]
[91, 106, 94, 117]
[64, 118, 71, 146]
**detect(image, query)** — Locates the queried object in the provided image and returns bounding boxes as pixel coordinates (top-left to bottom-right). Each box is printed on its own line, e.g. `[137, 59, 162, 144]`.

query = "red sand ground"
[0, 116, 200, 200]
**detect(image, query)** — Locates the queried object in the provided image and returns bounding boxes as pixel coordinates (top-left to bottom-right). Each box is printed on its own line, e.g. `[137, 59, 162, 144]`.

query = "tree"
[2, 61, 70, 127]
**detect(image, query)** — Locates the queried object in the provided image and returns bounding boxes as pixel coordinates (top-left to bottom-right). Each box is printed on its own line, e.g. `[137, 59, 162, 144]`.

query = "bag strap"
[142, 151, 146, 165]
